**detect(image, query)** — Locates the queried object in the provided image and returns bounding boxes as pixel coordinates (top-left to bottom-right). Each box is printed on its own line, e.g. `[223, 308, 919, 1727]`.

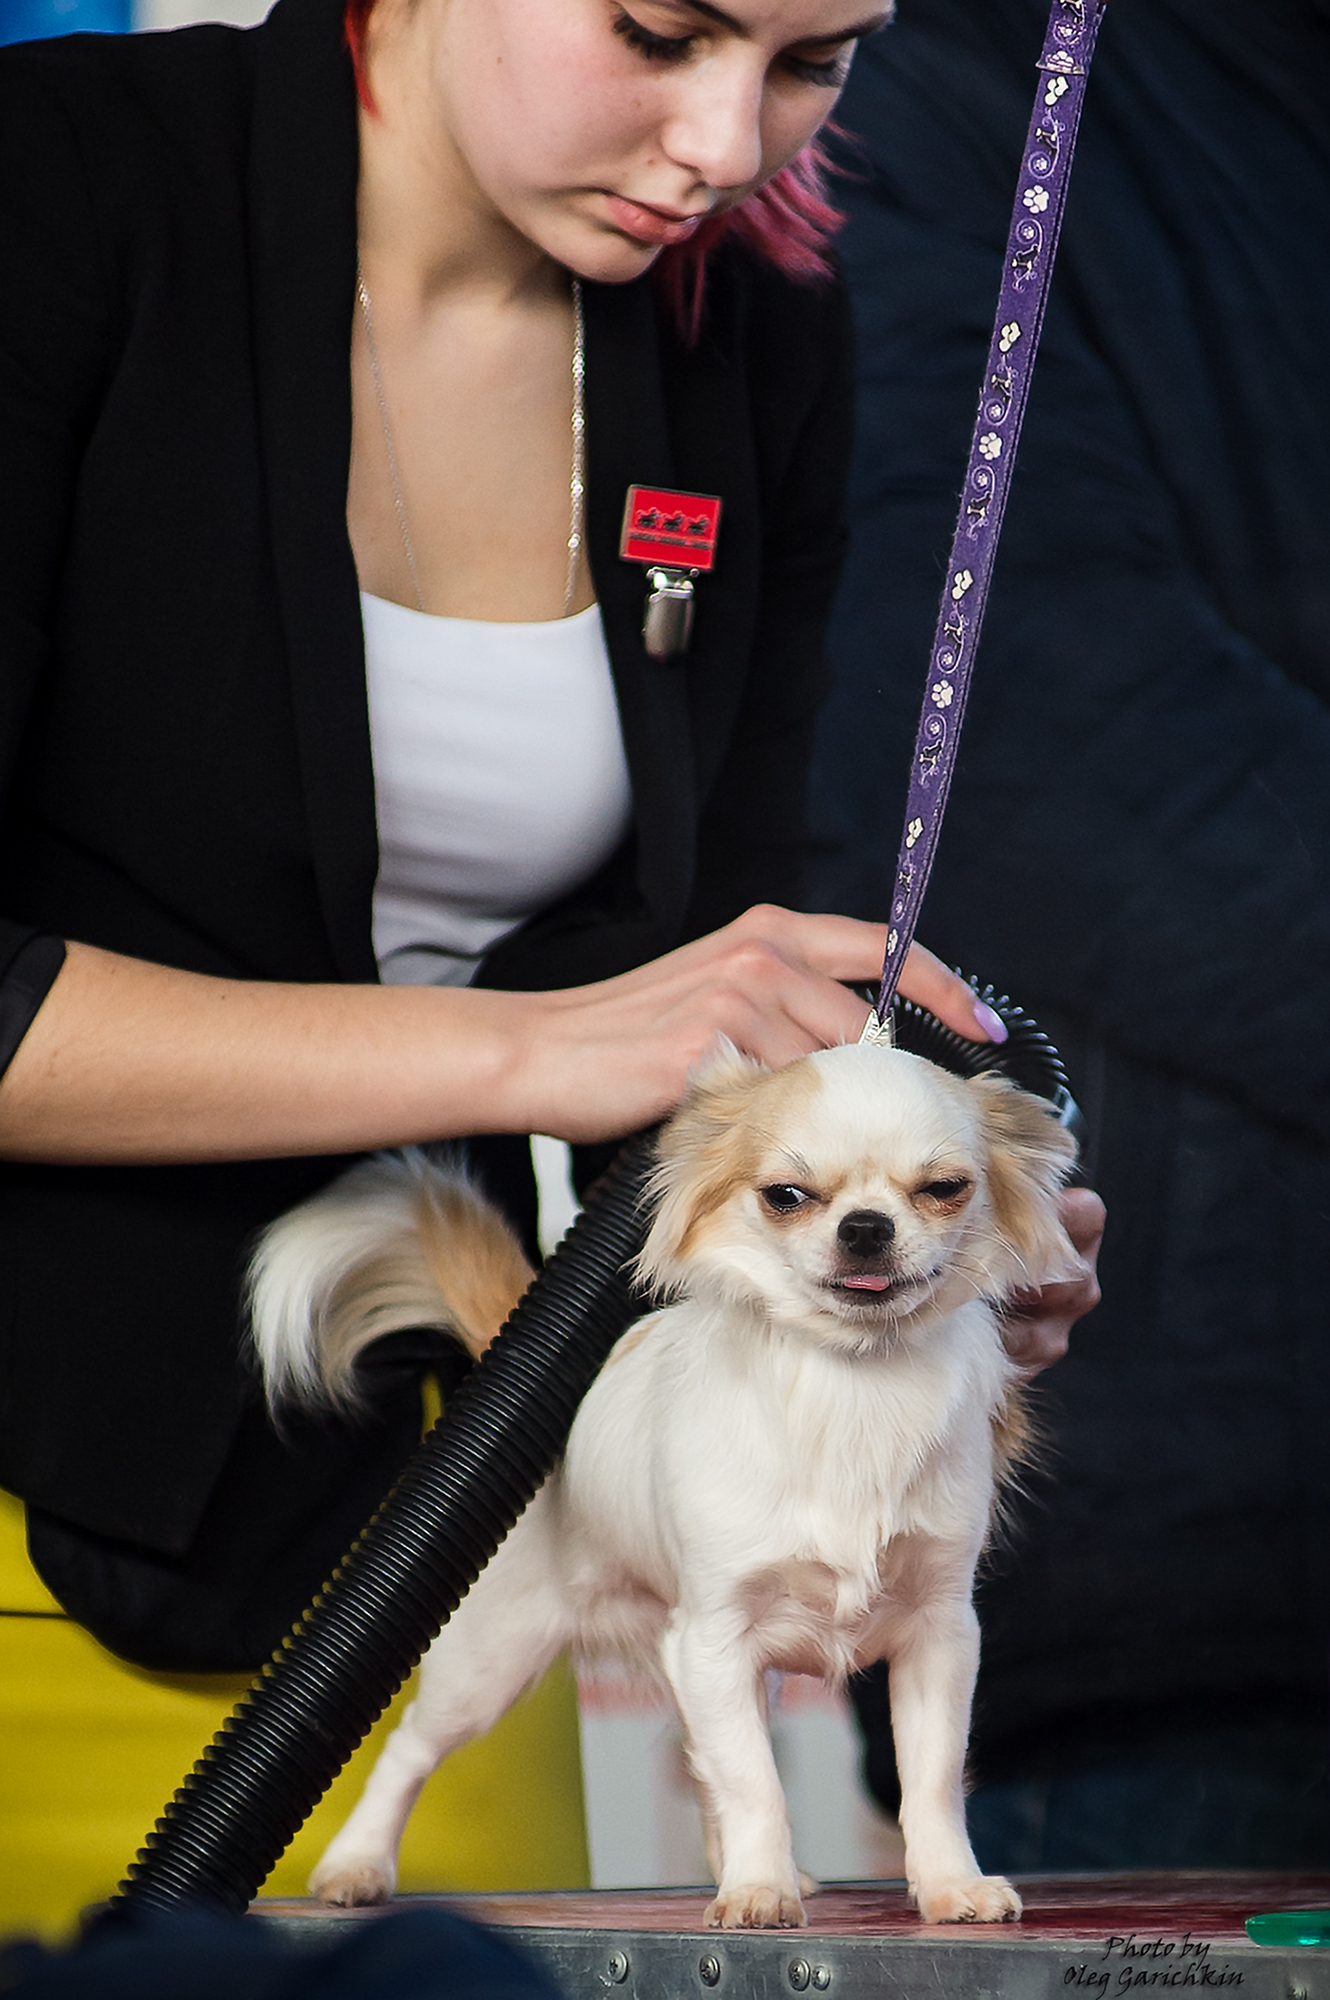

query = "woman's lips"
[603, 194, 705, 246]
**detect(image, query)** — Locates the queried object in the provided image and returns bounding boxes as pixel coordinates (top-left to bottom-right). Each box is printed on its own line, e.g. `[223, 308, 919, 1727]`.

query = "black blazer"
[0, 0, 852, 1588]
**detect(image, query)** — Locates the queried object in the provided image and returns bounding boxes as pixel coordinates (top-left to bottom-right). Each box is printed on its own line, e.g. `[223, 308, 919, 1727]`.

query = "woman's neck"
[355, 0, 559, 312]
[346, 0, 591, 620]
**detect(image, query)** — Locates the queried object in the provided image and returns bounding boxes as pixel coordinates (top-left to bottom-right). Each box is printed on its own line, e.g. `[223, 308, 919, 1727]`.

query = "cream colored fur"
[248, 1148, 531, 1408]
[248, 1044, 1077, 1927]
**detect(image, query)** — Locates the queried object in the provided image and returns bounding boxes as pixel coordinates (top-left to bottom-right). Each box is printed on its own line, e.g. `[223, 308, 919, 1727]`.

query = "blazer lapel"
[248, 0, 379, 983]
[584, 279, 699, 939]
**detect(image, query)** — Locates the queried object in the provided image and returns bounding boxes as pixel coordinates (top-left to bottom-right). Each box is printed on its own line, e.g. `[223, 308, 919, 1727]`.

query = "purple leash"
[865, 0, 1109, 1039]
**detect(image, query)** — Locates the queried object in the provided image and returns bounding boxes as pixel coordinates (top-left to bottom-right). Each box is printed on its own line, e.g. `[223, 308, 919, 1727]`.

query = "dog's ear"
[635, 1040, 771, 1295]
[969, 1073, 1080, 1298]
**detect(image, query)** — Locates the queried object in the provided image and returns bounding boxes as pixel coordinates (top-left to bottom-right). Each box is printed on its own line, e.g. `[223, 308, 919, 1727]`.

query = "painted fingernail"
[973, 1000, 1008, 1043]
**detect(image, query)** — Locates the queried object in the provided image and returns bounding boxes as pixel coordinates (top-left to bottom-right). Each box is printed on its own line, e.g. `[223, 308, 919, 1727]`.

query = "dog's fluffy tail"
[247, 1150, 534, 1413]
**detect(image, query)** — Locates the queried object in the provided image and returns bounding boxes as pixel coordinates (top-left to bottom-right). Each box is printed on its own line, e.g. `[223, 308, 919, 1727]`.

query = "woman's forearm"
[0, 914, 1003, 1165]
[0, 941, 537, 1164]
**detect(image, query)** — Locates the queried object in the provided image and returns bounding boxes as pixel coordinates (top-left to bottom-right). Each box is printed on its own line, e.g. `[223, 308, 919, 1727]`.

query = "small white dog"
[250, 1041, 1077, 1927]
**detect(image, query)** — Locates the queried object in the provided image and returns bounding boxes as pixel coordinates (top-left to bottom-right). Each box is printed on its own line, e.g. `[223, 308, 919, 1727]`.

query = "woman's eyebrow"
[678, 1, 891, 42]
[798, 15, 889, 43]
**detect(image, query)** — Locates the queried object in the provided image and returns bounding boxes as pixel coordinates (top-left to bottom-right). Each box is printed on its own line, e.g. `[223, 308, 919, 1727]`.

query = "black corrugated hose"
[111, 1128, 660, 1920]
[109, 986, 1075, 1921]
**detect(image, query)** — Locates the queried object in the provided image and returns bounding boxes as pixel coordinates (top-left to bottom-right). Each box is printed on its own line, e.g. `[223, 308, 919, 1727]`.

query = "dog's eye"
[761, 1184, 813, 1214]
[918, 1176, 972, 1204]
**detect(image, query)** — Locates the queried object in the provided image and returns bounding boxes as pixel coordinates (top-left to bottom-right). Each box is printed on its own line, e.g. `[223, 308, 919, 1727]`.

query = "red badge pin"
[620, 486, 722, 659]
[619, 486, 722, 572]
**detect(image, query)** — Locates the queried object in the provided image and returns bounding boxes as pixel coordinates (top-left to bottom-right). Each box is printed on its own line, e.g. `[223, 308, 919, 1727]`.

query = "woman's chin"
[566, 231, 665, 284]
[515, 202, 664, 284]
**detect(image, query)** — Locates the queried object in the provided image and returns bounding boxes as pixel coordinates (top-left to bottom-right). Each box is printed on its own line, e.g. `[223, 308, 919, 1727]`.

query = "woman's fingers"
[694, 911, 1009, 1046]
[723, 905, 884, 982]
[524, 907, 1017, 1142]
[710, 933, 870, 1054]
[728, 914, 1009, 1045]
[1060, 1186, 1107, 1265]
[895, 943, 1009, 1044]
[999, 1187, 1106, 1373]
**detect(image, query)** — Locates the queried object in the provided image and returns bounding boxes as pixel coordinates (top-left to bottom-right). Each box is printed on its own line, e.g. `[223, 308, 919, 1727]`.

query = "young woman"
[0, 0, 1101, 1930]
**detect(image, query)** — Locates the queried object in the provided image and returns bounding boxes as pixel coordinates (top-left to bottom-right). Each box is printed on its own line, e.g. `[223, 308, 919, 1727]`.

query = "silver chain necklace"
[356, 269, 586, 619]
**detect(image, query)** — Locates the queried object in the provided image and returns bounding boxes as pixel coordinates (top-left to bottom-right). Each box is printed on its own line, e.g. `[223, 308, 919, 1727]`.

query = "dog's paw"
[706, 1885, 807, 1930]
[914, 1875, 1022, 1925]
[797, 1869, 821, 1900]
[307, 1856, 396, 1908]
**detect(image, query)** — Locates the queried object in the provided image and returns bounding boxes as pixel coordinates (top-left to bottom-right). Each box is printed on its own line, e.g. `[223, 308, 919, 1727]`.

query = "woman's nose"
[660, 57, 766, 194]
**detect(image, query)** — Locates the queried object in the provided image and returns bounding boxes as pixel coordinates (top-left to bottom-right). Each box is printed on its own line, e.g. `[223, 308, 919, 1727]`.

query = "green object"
[1246, 1910, 1330, 1948]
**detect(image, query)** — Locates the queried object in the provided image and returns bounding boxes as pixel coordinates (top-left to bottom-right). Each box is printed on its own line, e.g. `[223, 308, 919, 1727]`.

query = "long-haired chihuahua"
[250, 1041, 1077, 1926]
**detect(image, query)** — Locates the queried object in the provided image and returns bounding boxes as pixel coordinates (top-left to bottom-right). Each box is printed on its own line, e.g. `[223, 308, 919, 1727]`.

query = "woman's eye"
[613, 9, 695, 62]
[783, 49, 854, 87]
[762, 1184, 813, 1213]
[613, 9, 853, 86]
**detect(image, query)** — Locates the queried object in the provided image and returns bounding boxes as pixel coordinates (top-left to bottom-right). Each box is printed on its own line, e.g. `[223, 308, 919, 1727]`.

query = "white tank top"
[362, 593, 634, 988]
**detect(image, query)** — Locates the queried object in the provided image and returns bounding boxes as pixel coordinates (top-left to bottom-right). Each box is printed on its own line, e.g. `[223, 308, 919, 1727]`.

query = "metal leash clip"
[858, 1008, 896, 1049]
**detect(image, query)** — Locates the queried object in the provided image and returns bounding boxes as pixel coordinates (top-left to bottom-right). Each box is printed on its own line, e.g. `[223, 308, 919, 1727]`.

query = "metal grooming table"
[258, 1873, 1330, 2000]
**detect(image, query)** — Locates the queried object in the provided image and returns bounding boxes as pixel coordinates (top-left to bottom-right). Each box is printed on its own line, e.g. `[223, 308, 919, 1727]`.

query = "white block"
[578, 1667, 905, 1891]
[134, 0, 271, 27]
[531, 1133, 581, 1260]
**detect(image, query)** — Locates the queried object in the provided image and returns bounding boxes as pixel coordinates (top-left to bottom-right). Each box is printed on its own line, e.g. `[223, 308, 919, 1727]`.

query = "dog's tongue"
[841, 1274, 891, 1292]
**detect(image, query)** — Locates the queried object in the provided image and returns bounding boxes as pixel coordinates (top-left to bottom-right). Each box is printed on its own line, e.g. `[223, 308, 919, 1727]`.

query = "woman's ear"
[969, 1073, 1080, 1297]
[634, 1040, 770, 1295]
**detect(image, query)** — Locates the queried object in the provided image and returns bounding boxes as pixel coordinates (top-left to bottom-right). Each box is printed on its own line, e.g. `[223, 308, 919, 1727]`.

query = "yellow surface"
[0, 1487, 588, 1942]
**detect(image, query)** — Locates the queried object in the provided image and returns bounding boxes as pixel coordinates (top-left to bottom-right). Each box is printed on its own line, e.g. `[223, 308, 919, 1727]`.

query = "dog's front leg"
[660, 1608, 804, 1930]
[887, 1579, 1020, 1924]
[309, 1494, 571, 1907]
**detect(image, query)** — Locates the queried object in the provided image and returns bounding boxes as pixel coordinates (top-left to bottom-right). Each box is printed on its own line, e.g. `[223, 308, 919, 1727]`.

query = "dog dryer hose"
[108, 990, 1077, 1919]
[111, 1129, 658, 1920]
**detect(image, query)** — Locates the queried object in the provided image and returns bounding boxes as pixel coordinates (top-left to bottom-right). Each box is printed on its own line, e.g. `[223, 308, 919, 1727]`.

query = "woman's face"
[416, 0, 886, 281]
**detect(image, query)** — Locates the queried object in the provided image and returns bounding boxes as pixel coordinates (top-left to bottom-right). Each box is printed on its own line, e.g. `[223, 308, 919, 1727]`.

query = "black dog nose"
[837, 1210, 895, 1258]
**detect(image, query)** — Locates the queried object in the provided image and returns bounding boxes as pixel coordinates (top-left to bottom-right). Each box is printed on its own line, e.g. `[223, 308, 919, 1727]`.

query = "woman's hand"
[998, 1187, 1106, 1374]
[504, 904, 1008, 1144]
[0, 906, 1004, 1164]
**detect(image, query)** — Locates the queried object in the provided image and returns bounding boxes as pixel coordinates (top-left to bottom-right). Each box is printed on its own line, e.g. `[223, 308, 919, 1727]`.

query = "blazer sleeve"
[815, 15, 1330, 1147]
[0, 51, 114, 1068]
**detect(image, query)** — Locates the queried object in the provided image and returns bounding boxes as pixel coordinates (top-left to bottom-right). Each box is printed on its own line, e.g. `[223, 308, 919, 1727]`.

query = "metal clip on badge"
[642, 568, 696, 660]
[620, 485, 722, 662]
